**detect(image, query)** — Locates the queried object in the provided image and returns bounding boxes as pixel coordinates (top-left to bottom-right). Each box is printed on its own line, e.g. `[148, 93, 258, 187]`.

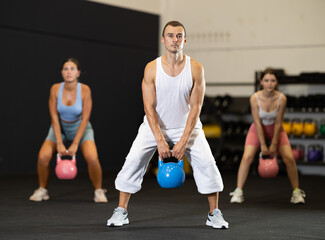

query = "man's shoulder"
[145, 59, 157, 69]
[189, 57, 203, 77]
[144, 59, 157, 76]
[190, 57, 203, 70]
[144, 59, 157, 80]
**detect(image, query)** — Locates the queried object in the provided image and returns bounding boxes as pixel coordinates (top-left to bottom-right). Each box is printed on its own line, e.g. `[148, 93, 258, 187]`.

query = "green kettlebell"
[320, 123, 325, 136]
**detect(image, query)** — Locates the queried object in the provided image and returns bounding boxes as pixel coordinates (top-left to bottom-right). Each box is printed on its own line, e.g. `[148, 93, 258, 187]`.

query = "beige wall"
[89, 0, 325, 96]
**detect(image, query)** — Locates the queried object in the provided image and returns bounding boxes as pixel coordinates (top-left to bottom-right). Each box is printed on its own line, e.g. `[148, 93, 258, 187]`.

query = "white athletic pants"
[115, 122, 224, 194]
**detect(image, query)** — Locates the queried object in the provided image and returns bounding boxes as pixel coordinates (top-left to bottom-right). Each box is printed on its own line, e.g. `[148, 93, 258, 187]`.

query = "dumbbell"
[214, 96, 224, 111]
[242, 123, 250, 136]
[286, 95, 293, 109]
[306, 95, 317, 111]
[220, 95, 232, 112]
[297, 96, 308, 110]
[202, 124, 222, 138]
[224, 121, 235, 136]
[232, 149, 243, 169]
[218, 148, 233, 167]
[313, 94, 324, 110]
[201, 96, 215, 123]
[234, 122, 244, 135]
[289, 96, 299, 109]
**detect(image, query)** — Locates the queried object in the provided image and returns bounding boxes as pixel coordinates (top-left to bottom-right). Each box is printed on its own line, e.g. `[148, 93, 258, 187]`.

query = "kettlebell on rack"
[303, 119, 317, 137]
[291, 144, 300, 161]
[291, 119, 303, 137]
[157, 154, 185, 189]
[282, 118, 292, 135]
[258, 153, 279, 178]
[319, 119, 325, 136]
[307, 145, 323, 162]
[292, 144, 305, 162]
[55, 154, 77, 179]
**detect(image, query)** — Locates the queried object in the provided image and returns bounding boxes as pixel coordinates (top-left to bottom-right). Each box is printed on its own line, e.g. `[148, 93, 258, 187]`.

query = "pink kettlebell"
[292, 148, 300, 161]
[258, 152, 279, 178]
[55, 154, 77, 179]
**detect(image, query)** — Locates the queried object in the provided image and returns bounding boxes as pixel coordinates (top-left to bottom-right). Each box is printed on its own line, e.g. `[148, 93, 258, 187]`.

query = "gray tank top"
[255, 93, 282, 126]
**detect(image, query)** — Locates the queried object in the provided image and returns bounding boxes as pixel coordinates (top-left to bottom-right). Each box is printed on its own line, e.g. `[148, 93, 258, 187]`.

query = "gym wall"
[0, 0, 159, 174]
[91, 0, 325, 97]
[159, 0, 325, 96]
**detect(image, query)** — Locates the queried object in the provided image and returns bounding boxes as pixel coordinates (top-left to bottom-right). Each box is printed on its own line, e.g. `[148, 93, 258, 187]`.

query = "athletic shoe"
[107, 207, 129, 227]
[230, 188, 244, 203]
[206, 209, 229, 229]
[29, 187, 50, 201]
[94, 188, 108, 203]
[290, 188, 306, 204]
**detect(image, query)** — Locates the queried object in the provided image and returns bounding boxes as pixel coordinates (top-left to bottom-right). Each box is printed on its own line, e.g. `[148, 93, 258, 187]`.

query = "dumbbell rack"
[213, 97, 251, 172]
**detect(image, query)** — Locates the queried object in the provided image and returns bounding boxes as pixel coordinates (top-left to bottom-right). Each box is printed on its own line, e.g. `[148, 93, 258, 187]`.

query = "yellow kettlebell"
[282, 119, 291, 135]
[303, 119, 317, 137]
[291, 119, 303, 137]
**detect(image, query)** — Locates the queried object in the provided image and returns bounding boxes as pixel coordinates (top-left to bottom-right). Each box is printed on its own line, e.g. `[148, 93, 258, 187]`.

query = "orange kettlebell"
[258, 152, 279, 178]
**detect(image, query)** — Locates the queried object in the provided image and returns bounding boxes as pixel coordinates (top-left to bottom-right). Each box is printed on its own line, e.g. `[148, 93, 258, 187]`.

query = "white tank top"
[255, 93, 282, 126]
[144, 55, 202, 130]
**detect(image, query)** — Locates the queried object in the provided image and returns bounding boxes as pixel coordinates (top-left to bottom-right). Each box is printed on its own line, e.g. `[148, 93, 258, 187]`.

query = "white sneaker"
[206, 209, 229, 229]
[94, 189, 108, 203]
[230, 188, 244, 203]
[107, 207, 129, 227]
[290, 188, 306, 204]
[29, 187, 50, 201]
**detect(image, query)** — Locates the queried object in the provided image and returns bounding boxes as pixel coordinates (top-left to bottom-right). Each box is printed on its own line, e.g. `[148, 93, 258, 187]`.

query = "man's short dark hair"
[162, 21, 186, 37]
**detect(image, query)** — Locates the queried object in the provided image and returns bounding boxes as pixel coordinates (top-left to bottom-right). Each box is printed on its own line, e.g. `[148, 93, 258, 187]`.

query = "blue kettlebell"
[157, 157, 185, 188]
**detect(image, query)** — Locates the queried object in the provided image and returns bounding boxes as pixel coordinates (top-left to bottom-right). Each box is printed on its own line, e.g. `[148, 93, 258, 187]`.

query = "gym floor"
[0, 171, 324, 240]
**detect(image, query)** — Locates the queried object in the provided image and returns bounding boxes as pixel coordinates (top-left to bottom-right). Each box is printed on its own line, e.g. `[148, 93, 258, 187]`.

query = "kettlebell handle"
[56, 153, 76, 163]
[56, 153, 76, 158]
[177, 159, 184, 168]
[259, 152, 276, 159]
[158, 149, 184, 167]
[158, 159, 184, 168]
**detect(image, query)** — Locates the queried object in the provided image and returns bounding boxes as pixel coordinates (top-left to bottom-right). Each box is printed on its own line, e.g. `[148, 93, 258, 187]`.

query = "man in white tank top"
[107, 21, 228, 229]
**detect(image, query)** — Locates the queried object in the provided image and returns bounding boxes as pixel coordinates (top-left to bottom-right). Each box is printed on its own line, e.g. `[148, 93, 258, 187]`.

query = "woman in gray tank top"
[230, 68, 305, 204]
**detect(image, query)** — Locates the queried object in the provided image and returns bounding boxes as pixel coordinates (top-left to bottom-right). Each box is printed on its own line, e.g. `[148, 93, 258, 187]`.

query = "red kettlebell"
[55, 154, 77, 179]
[258, 152, 279, 178]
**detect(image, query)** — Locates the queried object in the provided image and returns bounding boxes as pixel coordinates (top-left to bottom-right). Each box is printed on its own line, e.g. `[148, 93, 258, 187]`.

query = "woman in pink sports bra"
[230, 68, 305, 204]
